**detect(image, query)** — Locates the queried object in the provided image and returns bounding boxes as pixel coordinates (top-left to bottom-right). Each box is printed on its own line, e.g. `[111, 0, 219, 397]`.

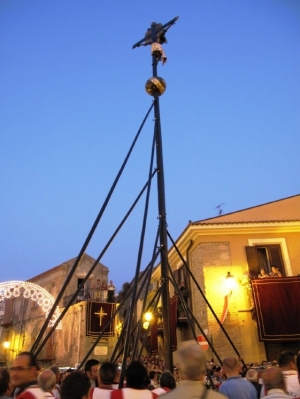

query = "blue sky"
[1, 1, 299, 292]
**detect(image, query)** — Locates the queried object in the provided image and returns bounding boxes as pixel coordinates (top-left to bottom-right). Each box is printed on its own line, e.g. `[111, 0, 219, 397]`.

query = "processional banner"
[86, 301, 116, 337]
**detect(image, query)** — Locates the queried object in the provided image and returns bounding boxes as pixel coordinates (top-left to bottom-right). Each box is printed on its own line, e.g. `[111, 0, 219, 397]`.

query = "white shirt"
[90, 387, 113, 399]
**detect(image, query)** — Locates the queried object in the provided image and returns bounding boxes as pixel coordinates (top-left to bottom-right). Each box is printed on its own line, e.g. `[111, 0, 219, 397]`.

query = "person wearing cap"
[212, 366, 224, 391]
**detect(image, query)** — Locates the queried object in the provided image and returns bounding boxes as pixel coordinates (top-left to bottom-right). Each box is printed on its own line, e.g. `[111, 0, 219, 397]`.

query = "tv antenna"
[215, 202, 225, 215]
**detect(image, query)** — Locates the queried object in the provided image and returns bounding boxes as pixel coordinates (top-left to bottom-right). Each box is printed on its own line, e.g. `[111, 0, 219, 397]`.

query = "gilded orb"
[145, 77, 166, 96]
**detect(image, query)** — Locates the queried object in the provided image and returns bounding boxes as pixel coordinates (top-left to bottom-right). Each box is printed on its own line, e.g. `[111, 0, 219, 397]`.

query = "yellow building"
[150, 194, 300, 364]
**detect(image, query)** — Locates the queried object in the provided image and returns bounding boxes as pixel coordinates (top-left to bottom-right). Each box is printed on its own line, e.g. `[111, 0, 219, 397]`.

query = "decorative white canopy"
[0, 281, 61, 328]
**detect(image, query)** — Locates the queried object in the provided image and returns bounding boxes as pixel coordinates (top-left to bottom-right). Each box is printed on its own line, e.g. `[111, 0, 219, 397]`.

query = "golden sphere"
[145, 77, 166, 96]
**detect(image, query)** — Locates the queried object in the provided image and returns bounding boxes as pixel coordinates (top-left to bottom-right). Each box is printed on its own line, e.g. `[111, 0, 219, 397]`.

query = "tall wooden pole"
[132, 17, 178, 370]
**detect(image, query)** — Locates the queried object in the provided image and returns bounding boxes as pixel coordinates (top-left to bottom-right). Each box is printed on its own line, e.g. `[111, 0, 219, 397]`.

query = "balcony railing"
[62, 288, 115, 307]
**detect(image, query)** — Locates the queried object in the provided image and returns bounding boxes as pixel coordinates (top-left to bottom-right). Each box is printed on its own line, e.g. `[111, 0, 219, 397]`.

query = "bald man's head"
[222, 357, 240, 377]
[38, 369, 56, 393]
[245, 369, 258, 382]
[262, 367, 286, 393]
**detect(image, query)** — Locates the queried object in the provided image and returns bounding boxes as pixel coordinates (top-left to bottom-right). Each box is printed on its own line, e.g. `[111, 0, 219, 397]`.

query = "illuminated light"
[144, 312, 152, 322]
[3, 341, 10, 349]
[143, 321, 150, 330]
[116, 322, 122, 332]
[224, 272, 237, 295]
[0, 281, 62, 329]
[142, 311, 152, 330]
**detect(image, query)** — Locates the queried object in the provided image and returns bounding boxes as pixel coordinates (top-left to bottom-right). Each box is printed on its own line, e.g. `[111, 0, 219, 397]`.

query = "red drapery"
[251, 277, 300, 341]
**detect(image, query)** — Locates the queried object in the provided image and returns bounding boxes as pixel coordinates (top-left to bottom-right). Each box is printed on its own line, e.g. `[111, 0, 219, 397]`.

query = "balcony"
[62, 288, 115, 307]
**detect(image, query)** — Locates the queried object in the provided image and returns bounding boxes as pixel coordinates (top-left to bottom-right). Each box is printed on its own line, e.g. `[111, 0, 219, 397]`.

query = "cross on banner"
[86, 302, 116, 337]
[94, 307, 107, 326]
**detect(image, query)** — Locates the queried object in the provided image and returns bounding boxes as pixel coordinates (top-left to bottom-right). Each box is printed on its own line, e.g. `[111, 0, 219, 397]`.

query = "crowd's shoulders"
[163, 380, 227, 399]
[16, 387, 46, 399]
[110, 387, 158, 399]
[90, 387, 113, 399]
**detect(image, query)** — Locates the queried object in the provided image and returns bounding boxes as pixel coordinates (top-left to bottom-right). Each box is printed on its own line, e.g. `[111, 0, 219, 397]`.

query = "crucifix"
[94, 307, 107, 326]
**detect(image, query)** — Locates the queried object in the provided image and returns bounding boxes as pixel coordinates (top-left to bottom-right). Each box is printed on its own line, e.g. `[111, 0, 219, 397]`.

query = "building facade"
[0, 253, 119, 367]
[148, 194, 300, 364]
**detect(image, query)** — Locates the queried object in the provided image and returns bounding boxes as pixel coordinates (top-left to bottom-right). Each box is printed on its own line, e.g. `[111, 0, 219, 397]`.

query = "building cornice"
[167, 221, 300, 264]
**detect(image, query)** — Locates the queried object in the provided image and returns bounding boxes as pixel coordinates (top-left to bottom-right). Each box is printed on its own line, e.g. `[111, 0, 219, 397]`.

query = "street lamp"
[224, 272, 237, 296]
[143, 312, 152, 330]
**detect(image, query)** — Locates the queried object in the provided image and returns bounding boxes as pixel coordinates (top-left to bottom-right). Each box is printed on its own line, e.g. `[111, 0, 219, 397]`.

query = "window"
[245, 244, 285, 278]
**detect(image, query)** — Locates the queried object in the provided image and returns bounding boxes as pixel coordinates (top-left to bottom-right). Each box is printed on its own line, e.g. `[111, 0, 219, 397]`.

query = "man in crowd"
[37, 369, 56, 398]
[0, 367, 13, 399]
[85, 359, 100, 388]
[107, 281, 116, 303]
[152, 371, 176, 395]
[148, 371, 158, 390]
[111, 361, 157, 399]
[260, 350, 300, 399]
[164, 340, 227, 399]
[219, 357, 256, 399]
[10, 352, 44, 399]
[49, 366, 61, 399]
[245, 369, 262, 399]
[278, 350, 300, 398]
[89, 362, 116, 399]
[61, 371, 90, 399]
[261, 367, 292, 399]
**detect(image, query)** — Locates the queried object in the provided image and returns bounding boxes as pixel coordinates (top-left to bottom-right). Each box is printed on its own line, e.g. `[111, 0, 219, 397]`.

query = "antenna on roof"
[215, 202, 225, 215]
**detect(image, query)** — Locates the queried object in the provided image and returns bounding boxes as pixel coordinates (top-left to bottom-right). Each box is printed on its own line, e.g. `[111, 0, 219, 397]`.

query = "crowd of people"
[1, 343, 300, 399]
[258, 265, 283, 278]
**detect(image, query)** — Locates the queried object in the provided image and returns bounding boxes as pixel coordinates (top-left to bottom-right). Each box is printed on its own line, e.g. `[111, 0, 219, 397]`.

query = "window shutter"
[245, 246, 260, 278]
[268, 245, 285, 276]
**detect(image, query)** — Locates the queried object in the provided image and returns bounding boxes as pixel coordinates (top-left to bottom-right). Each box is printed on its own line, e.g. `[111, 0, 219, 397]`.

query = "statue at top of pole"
[132, 17, 179, 97]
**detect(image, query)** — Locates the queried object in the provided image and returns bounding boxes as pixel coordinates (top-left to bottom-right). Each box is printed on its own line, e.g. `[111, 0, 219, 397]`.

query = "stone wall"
[190, 241, 245, 362]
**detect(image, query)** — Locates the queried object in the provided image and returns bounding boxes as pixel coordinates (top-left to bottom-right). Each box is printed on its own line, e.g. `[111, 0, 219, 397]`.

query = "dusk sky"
[1, 1, 299, 293]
